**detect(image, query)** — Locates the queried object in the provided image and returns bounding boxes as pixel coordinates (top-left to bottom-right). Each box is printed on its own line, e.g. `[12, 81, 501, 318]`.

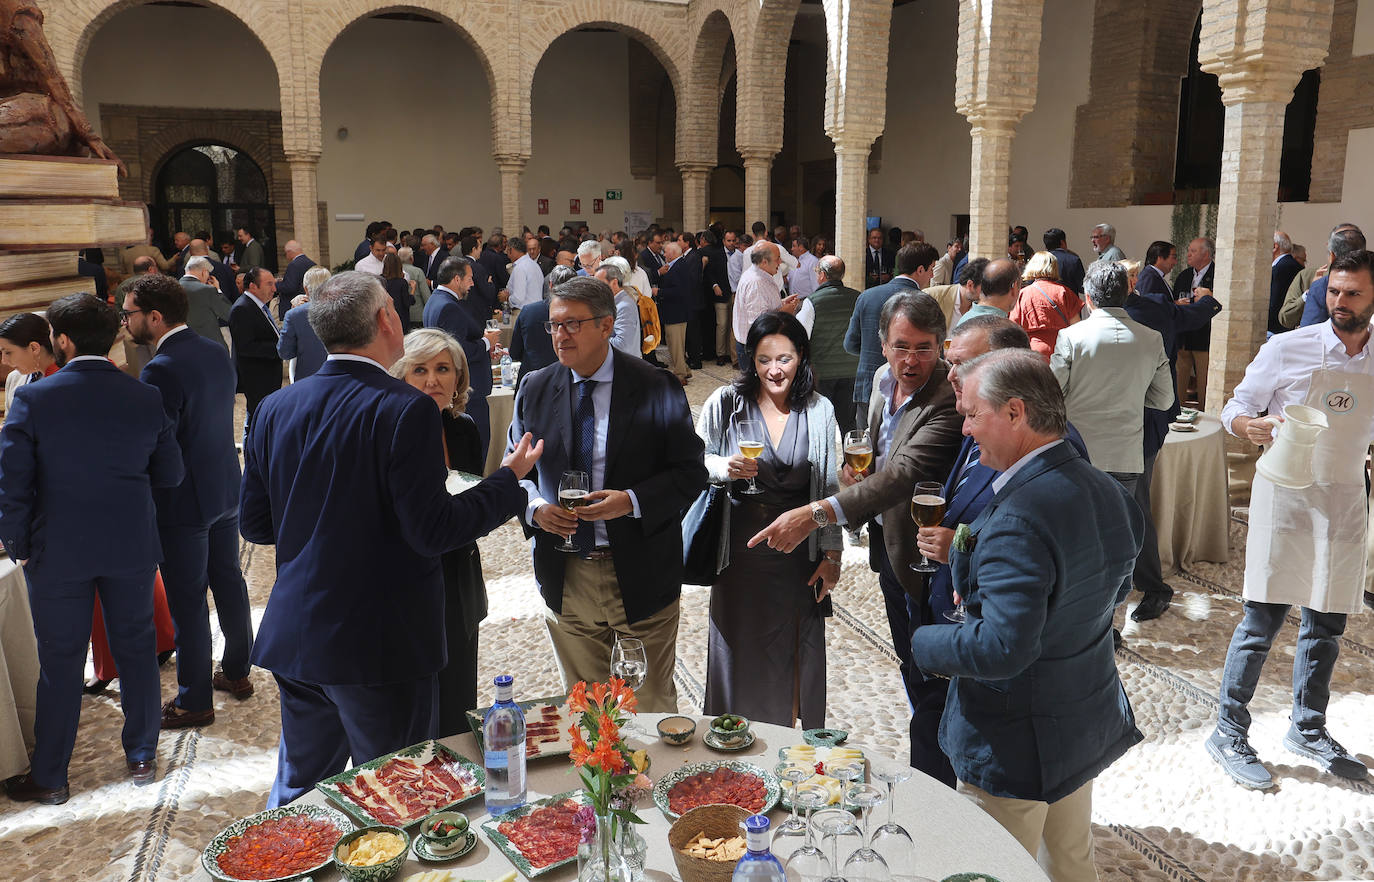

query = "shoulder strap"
[1029, 281, 1070, 324]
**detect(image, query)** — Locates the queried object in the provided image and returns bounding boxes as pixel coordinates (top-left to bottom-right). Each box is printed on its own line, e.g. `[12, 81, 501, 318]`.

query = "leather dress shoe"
[1283, 725, 1368, 780]
[1131, 593, 1171, 622]
[83, 677, 112, 695]
[160, 700, 214, 729]
[5, 774, 69, 805]
[1206, 729, 1274, 790]
[213, 669, 254, 699]
[127, 759, 157, 785]
[716, 356, 731, 366]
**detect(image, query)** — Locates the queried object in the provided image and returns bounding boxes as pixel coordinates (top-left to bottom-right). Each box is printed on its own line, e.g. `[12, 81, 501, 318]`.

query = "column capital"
[831, 136, 879, 155]
[284, 150, 322, 164]
[958, 107, 1026, 131]
[1207, 65, 1314, 106]
[493, 154, 530, 173]
[738, 146, 778, 165]
[676, 160, 715, 176]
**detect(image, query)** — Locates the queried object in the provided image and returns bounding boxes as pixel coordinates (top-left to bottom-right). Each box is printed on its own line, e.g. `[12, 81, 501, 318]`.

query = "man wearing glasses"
[750, 291, 962, 782]
[507, 276, 706, 712]
[1089, 223, 1126, 264]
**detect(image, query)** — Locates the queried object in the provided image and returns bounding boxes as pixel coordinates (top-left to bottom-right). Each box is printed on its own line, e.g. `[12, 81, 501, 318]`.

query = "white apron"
[1245, 352, 1374, 614]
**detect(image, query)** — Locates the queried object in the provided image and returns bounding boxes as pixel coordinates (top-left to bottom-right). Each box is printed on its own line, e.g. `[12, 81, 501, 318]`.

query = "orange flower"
[597, 713, 620, 745]
[608, 676, 626, 701]
[569, 724, 590, 766]
[587, 738, 626, 775]
[568, 682, 589, 713]
[590, 682, 609, 706]
[617, 685, 638, 715]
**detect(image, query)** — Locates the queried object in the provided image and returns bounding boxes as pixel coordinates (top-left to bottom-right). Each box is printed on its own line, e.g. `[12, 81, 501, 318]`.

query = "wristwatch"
[810, 501, 830, 528]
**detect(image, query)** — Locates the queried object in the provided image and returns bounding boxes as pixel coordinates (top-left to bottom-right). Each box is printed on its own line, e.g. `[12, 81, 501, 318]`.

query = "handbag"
[681, 482, 729, 586]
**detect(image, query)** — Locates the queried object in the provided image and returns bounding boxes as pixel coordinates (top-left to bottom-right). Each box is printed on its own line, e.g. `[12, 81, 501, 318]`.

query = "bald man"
[277, 240, 316, 301]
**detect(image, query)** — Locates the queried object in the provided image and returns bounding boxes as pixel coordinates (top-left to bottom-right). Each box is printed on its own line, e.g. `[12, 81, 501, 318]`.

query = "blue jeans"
[1217, 600, 1347, 738]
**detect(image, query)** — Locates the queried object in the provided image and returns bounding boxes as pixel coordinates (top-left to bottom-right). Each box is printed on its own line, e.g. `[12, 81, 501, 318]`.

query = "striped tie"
[954, 442, 980, 496]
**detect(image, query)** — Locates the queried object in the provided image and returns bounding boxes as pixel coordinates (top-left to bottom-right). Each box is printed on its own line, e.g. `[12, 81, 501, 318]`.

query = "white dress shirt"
[726, 248, 744, 291]
[354, 254, 384, 275]
[732, 264, 782, 345]
[789, 252, 819, 298]
[508, 254, 545, 309]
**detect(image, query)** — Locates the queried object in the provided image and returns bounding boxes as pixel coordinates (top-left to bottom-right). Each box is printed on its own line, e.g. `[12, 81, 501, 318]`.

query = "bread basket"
[667, 804, 751, 882]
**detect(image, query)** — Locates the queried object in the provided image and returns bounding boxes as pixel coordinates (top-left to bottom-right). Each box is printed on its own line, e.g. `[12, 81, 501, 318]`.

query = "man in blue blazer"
[123, 276, 256, 729]
[0, 294, 184, 803]
[845, 243, 937, 428]
[508, 296, 557, 385]
[508, 276, 706, 713]
[276, 241, 316, 301]
[1267, 234, 1303, 336]
[241, 271, 542, 806]
[424, 258, 500, 456]
[911, 349, 1143, 880]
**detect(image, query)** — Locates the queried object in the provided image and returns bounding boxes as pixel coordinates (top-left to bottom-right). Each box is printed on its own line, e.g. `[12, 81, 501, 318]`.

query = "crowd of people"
[0, 210, 1369, 882]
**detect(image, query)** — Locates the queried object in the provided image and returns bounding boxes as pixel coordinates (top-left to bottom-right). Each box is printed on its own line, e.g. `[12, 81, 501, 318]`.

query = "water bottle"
[500, 353, 514, 388]
[731, 815, 785, 882]
[483, 674, 527, 815]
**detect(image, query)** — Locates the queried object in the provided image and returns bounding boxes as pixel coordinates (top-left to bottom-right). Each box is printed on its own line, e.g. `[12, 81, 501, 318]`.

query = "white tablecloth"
[0, 558, 38, 780]
[194, 715, 1048, 882]
[485, 386, 516, 476]
[1150, 413, 1231, 571]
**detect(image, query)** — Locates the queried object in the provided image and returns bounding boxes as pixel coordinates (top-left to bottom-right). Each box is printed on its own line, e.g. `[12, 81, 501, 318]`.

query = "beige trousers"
[544, 557, 681, 712]
[1176, 349, 1208, 407]
[714, 302, 735, 363]
[664, 322, 690, 381]
[957, 778, 1097, 882]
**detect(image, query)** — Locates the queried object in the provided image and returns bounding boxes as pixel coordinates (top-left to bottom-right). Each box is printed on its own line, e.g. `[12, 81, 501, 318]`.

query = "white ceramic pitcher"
[1254, 403, 1330, 490]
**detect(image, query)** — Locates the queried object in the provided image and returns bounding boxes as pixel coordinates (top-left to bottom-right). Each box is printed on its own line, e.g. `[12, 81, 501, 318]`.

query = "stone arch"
[677, 8, 738, 164]
[138, 123, 276, 204]
[737, 0, 801, 151]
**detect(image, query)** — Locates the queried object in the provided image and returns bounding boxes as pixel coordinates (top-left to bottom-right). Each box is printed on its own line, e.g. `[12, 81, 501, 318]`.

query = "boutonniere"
[953, 523, 977, 554]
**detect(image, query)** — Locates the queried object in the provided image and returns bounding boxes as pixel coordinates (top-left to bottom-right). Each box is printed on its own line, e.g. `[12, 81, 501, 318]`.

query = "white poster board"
[623, 210, 654, 235]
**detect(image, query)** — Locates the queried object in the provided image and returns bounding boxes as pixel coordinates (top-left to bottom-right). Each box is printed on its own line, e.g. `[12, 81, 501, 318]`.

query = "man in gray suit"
[181, 257, 231, 350]
[235, 226, 266, 271]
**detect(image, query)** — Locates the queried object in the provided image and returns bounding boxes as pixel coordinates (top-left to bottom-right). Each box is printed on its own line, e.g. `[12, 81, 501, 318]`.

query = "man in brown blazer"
[750, 291, 962, 781]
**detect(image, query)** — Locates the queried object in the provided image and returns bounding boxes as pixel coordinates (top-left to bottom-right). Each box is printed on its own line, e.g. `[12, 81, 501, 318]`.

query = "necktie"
[954, 442, 981, 496]
[262, 303, 279, 335]
[574, 379, 598, 555]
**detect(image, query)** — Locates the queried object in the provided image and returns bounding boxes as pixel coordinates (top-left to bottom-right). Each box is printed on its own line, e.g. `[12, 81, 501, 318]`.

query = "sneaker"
[1283, 726, 1368, 781]
[1205, 729, 1274, 790]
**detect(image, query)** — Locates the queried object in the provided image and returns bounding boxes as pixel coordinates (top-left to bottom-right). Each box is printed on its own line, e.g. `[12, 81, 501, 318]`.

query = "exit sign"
[605, 190, 623, 200]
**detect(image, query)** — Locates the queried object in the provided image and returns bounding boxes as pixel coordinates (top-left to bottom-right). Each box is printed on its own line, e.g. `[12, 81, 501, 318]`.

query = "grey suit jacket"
[403, 264, 432, 325]
[181, 276, 230, 350]
[835, 360, 962, 599]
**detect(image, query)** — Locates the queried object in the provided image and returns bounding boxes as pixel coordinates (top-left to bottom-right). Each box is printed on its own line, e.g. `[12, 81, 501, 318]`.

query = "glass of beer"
[556, 470, 589, 552]
[843, 429, 873, 477]
[737, 419, 765, 495]
[909, 481, 945, 573]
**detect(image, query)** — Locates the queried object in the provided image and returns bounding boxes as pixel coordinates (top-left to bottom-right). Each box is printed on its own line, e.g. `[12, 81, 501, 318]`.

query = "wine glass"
[816, 808, 861, 882]
[556, 471, 589, 552]
[736, 419, 765, 495]
[785, 783, 832, 880]
[843, 430, 873, 477]
[867, 758, 915, 870]
[945, 595, 968, 623]
[486, 318, 501, 332]
[843, 784, 890, 882]
[610, 637, 648, 736]
[909, 482, 945, 573]
[775, 762, 813, 839]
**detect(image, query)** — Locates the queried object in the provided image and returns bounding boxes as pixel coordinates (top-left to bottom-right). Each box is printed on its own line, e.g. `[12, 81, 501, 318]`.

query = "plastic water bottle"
[500, 353, 514, 388]
[732, 815, 785, 882]
[483, 674, 527, 815]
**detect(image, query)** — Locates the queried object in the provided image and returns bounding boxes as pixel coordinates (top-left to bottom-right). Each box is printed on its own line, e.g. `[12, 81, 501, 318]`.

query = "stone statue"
[1, 0, 126, 173]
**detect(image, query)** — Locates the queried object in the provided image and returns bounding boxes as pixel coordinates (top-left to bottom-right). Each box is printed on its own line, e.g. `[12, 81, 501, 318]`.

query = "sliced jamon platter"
[466, 696, 575, 759]
[315, 739, 486, 828]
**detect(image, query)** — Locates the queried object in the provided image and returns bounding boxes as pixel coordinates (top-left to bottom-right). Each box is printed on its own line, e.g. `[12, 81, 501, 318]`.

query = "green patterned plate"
[480, 790, 590, 878]
[201, 803, 354, 882]
[315, 739, 485, 828]
[940, 874, 1004, 882]
[651, 760, 780, 820]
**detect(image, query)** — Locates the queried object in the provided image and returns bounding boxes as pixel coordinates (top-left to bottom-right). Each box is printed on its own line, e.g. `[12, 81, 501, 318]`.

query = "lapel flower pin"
[953, 523, 977, 554]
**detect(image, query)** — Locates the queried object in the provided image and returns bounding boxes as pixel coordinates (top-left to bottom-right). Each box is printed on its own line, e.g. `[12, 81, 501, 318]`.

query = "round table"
[1150, 413, 1231, 571]
[0, 558, 38, 781]
[203, 714, 1048, 882]
[485, 385, 516, 476]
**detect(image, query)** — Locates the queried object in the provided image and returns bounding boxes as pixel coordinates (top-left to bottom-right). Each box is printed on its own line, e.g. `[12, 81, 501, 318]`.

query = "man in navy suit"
[0, 294, 184, 804]
[1043, 228, 1085, 295]
[122, 276, 255, 729]
[276, 240, 316, 301]
[864, 227, 897, 289]
[1172, 237, 1217, 408]
[508, 276, 706, 712]
[479, 234, 510, 292]
[241, 271, 542, 806]
[229, 268, 283, 442]
[424, 258, 500, 456]
[1267, 232, 1303, 335]
[912, 349, 1143, 881]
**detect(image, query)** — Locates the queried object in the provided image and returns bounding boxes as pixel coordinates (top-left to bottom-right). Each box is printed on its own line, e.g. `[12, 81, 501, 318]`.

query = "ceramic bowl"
[657, 715, 698, 745]
[418, 811, 469, 855]
[333, 825, 410, 882]
[708, 714, 750, 747]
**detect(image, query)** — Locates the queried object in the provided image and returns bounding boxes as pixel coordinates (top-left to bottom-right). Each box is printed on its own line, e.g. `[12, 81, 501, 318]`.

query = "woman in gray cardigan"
[694, 311, 842, 729]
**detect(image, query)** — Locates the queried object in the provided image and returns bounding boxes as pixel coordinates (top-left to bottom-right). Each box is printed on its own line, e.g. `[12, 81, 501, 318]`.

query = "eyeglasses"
[886, 344, 938, 362]
[118, 308, 146, 323]
[544, 315, 609, 335]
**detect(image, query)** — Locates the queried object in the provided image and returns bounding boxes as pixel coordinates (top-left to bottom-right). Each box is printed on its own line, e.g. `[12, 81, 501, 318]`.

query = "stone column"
[954, 0, 1044, 260]
[740, 149, 775, 228]
[833, 139, 876, 295]
[495, 155, 528, 236]
[285, 153, 321, 261]
[1198, 0, 1334, 414]
[679, 162, 714, 232]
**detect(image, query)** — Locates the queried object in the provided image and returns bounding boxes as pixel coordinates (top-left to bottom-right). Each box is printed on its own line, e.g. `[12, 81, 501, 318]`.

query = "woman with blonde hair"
[389, 327, 485, 736]
[1010, 250, 1083, 360]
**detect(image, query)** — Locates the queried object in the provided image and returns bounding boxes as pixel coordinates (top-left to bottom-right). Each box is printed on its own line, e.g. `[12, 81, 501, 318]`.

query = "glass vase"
[577, 807, 632, 882]
[618, 822, 648, 882]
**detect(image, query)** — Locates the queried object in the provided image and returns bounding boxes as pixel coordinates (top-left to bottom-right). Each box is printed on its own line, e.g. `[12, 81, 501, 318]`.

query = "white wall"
[80, 5, 280, 133]
[1354, 0, 1374, 57]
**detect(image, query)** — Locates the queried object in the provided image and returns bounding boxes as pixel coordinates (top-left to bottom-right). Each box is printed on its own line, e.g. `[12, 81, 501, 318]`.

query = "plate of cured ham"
[480, 790, 590, 877]
[467, 697, 574, 759]
[201, 803, 354, 882]
[652, 761, 780, 820]
[315, 740, 486, 828]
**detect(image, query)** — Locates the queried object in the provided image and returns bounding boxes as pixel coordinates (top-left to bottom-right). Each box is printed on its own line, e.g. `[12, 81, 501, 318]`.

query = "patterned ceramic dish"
[703, 729, 756, 752]
[652, 760, 780, 820]
[466, 696, 573, 759]
[333, 824, 410, 882]
[413, 830, 477, 862]
[802, 728, 849, 747]
[941, 874, 1004, 882]
[201, 803, 354, 882]
[775, 744, 866, 812]
[316, 740, 485, 828]
[480, 790, 590, 878]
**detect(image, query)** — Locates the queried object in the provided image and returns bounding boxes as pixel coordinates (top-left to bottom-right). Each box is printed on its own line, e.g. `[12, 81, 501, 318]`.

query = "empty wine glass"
[610, 637, 647, 736]
[816, 808, 861, 882]
[826, 760, 864, 810]
[868, 758, 915, 869]
[486, 318, 501, 332]
[785, 783, 831, 881]
[775, 762, 813, 838]
[736, 419, 765, 495]
[556, 470, 589, 552]
[843, 783, 890, 882]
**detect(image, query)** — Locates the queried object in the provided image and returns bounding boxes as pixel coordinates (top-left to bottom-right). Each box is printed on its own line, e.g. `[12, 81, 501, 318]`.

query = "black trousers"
[815, 377, 858, 436]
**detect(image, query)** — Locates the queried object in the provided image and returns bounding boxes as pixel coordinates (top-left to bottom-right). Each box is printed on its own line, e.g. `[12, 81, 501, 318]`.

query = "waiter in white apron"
[1209, 249, 1374, 791]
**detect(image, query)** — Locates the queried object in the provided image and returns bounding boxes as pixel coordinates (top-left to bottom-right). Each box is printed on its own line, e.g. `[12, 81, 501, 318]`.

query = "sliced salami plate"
[315, 740, 485, 828]
[651, 760, 780, 820]
[481, 790, 590, 877]
[467, 696, 574, 759]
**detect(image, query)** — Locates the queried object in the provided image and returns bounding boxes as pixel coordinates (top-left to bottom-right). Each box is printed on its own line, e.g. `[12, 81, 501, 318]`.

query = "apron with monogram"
[1245, 349, 1374, 614]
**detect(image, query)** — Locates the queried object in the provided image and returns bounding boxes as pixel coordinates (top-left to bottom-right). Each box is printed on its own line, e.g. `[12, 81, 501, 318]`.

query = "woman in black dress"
[382, 253, 415, 331]
[389, 328, 486, 736]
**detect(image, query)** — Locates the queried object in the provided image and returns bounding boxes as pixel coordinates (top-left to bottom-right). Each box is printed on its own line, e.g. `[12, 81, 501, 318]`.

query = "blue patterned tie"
[954, 441, 980, 496]
[262, 303, 278, 335]
[574, 379, 598, 555]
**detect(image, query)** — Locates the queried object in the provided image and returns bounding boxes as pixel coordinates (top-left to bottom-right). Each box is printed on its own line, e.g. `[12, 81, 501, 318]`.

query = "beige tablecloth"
[0, 558, 38, 780]
[195, 715, 1047, 882]
[485, 386, 516, 476]
[1150, 413, 1231, 571]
